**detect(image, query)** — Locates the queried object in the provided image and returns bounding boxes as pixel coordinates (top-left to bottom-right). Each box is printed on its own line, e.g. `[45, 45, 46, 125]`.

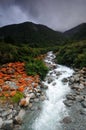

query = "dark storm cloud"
[0, 0, 86, 31]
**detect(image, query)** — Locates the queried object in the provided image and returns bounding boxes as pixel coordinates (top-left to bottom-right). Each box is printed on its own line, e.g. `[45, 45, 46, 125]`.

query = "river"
[22, 51, 74, 130]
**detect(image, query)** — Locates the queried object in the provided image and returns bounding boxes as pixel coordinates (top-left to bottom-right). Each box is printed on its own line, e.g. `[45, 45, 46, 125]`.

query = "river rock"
[5, 81, 18, 90]
[7, 114, 13, 120]
[52, 82, 56, 86]
[80, 109, 86, 115]
[40, 95, 46, 101]
[75, 95, 84, 102]
[13, 110, 17, 117]
[29, 103, 33, 108]
[31, 106, 38, 111]
[71, 83, 84, 90]
[2, 120, 13, 130]
[14, 109, 25, 124]
[73, 74, 80, 82]
[66, 94, 76, 100]
[61, 116, 72, 124]
[2, 109, 12, 117]
[81, 101, 86, 108]
[34, 98, 39, 103]
[0, 108, 4, 112]
[29, 93, 35, 99]
[19, 95, 30, 107]
[56, 71, 62, 76]
[0, 118, 3, 128]
[69, 77, 75, 83]
[63, 100, 74, 107]
[62, 78, 68, 83]
[36, 93, 41, 97]
[40, 82, 48, 89]
[47, 77, 54, 84]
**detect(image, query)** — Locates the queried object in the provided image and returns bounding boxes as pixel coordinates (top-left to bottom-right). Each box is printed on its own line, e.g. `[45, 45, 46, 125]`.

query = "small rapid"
[22, 51, 74, 130]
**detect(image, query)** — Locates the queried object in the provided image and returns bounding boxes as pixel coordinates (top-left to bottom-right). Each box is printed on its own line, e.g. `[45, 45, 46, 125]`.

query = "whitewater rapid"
[31, 51, 74, 130]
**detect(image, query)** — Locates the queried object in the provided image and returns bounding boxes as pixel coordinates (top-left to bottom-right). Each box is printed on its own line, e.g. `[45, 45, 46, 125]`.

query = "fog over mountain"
[0, 0, 86, 31]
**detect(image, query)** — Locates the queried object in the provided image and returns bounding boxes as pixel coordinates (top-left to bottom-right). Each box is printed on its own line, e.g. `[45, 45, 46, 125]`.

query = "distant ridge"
[0, 21, 65, 47]
[64, 23, 86, 41]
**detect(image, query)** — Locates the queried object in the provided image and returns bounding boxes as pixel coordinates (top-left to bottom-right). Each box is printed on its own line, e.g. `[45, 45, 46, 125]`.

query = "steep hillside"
[64, 23, 86, 41]
[0, 22, 65, 47]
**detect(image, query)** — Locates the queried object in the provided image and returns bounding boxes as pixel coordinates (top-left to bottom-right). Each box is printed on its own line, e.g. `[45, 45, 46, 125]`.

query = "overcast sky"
[0, 0, 86, 31]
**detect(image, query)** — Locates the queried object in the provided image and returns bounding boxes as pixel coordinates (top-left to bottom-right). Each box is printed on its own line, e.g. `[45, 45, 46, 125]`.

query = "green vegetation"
[25, 59, 48, 80]
[56, 40, 86, 68]
[11, 92, 24, 103]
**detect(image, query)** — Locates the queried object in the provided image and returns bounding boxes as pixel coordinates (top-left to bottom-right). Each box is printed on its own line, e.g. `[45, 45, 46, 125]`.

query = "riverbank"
[62, 67, 86, 130]
[0, 62, 48, 130]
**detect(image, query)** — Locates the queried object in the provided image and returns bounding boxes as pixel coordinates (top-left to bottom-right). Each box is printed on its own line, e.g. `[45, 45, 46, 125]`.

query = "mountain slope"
[64, 23, 86, 41]
[0, 22, 65, 47]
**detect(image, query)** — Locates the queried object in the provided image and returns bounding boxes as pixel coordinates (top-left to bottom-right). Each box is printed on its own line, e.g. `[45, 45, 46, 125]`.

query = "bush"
[25, 59, 48, 80]
[56, 40, 86, 68]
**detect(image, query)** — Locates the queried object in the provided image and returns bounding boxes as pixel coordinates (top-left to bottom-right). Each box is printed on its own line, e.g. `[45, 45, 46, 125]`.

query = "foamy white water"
[32, 51, 74, 130]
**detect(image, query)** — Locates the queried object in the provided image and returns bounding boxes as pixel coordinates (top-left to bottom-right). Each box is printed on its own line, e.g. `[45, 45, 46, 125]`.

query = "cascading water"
[22, 51, 74, 130]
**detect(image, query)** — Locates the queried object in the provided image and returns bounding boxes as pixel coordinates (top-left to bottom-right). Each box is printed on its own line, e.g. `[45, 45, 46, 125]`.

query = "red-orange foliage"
[0, 62, 40, 98]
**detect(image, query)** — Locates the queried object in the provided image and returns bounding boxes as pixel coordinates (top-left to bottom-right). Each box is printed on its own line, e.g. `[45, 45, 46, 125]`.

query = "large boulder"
[14, 109, 25, 124]
[0, 118, 3, 128]
[19, 95, 30, 107]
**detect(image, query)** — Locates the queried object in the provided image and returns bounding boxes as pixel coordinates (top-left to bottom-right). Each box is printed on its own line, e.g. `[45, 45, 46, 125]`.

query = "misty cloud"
[0, 0, 86, 31]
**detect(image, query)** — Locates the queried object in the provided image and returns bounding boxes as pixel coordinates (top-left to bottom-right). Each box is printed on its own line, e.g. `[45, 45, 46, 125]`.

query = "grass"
[11, 92, 24, 103]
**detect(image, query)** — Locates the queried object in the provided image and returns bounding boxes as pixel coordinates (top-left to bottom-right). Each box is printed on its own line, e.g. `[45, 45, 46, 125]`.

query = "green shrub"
[56, 40, 86, 68]
[25, 59, 48, 80]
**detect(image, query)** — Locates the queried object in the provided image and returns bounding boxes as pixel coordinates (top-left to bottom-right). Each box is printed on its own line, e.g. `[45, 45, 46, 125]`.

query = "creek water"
[22, 51, 74, 130]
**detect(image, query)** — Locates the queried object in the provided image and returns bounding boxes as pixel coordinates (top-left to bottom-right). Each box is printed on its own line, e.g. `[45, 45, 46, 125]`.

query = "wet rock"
[40, 95, 46, 101]
[61, 116, 72, 124]
[73, 74, 80, 82]
[28, 103, 33, 109]
[66, 94, 76, 100]
[47, 77, 53, 84]
[13, 125, 21, 130]
[36, 92, 41, 97]
[69, 77, 75, 83]
[52, 82, 56, 86]
[29, 93, 35, 99]
[63, 100, 74, 107]
[79, 109, 86, 115]
[0, 118, 3, 128]
[9, 105, 14, 109]
[75, 95, 84, 102]
[71, 83, 84, 90]
[40, 82, 48, 89]
[7, 114, 13, 120]
[0, 108, 4, 112]
[12, 110, 17, 117]
[34, 98, 39, 103]
[31, 106, 38, 111]
[81, 101, 86, 108]
[56, 71, 62, 76]
[2, 109, 12, 117]
[2, 120, 13, 130]
[62, 78, 68, 83]
[14, 109, 25, 124]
